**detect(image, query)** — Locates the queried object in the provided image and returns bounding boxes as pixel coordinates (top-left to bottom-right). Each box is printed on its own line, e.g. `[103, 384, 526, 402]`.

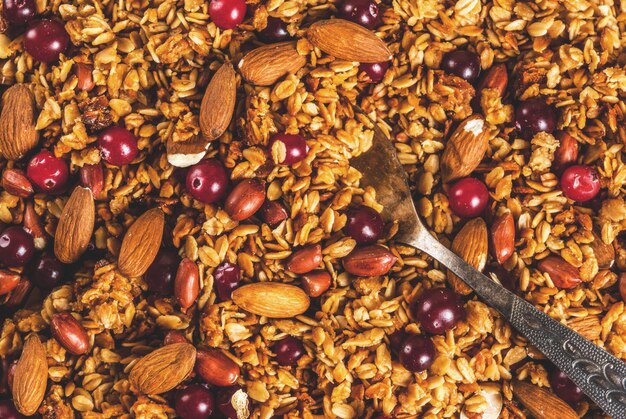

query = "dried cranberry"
[98, 126, 139, 166]
[272, 336, 305, 366]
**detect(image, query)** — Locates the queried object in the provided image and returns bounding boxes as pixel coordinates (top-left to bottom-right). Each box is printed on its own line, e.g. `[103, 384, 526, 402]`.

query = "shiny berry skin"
[23, 19, 69, 63]
[3, 0, 36, 25]
[447, 178, 489, 218]
[440, 50, 480, 83]
[145, 249, 180, 295]
[98, 126, 139, 166]
[345, 206, 384, 244]
[26, 150, 69, 194]
[209, 0, 246, 30]
[398, 334, 436, 372]
[413, 288, 465, 334]
[175, 384, 215, 419]
[0, 227, 35, 267]
[560, 165, 600, 202]
[268, 133, 308, 166]
[186, 159, 229, 204]
[272, 336, 305, 366]
[514, 99, 556, 138]
[337, 0, 380, 30]
[214, 262, 241, 301]
[30, 253, 64, 289]
[259, 17, 290, 43]
[359, 61, 389, 83]
[0, 399, 27, 419]
[549, 368, 584, 404]
[215, 386, 246, 419]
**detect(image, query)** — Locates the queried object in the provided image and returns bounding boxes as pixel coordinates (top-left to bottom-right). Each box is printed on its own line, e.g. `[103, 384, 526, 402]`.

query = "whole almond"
[553, 131, 578, 171]
[50, 312, 90, 355]
[537, 256, 581, 289]
[589, 230, 614, 269]
[342, 245, 397, 277]
[239, 41, 307, 86]
[568, 315, 601, 341]
[195, 349, 240, 387]
[476, 63, 508, 96]
[440, 115, 494, 183]
[307, 19, 392, 63]
[12, 334, 48, 416]
[301, 270, 331, 297]
[224, 179, 266, 222]
[448, 218, 488, 295]
[0, 84, 38, 160]
[200, 62, 237, 141]
[259, 200, 288, 227]
[118, 208, 164, 277]
[80, 163, 104, 198]
[0, 269, 20, 295]
[174, 258, 199, 311]
[2, 168, 33, 197]
[512, 380, 578, 419]
[490, 212, 515, 264]
[24, 201, 47, 250]
[54, 187, 95, 264]
[286, 245, 322, 274]
[232, 282, 310, 318]
[75, 63, 95, 91]
[129, 342, 196, 395]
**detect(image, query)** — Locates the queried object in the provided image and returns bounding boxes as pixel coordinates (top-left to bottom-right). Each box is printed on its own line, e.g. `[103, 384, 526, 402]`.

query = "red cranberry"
[259, 17, 290, 43]
[268, 133, 308, 166]
[440, 50, 481, 83]
[398, 334, 436, 372]
[175, 384, 215, 419]
[209, 0, 246, 30]
[98, 126, 139, 166]
[447, 178, 489, 218]
[215, 386, 247, 419]
[0, 399, 27, 419]
[345, 206, 384, 244]
[30, 253, 64, 289]
[3, 0, 36, 25]
[214, 262, 241, 301]
[259, 200, 288, 227]
[514, 99, 556, 138]
[413, 288, 465, 335]
[560, 165, 600, 202]
[0, 227, 34, 267]
[359, 61, 389, 83]
[24, 19, 69, 63]
[272, 336, 305, 366]
[549, 368, 584, 404]
[145, 249, 180, 295]
[337, 0, 380, 30]
[26, 150, 69, 194]
[186, 159, 229, 204]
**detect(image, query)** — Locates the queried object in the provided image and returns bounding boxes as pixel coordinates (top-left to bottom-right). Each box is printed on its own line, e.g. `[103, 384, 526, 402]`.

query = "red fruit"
[0, 227, 35, 268]
[24, 19, 69, 63]
[209, 0, 246, 30]
[98, 126, 139, 166]
[26, 150, 69, 194]
[560, 165, 600, 202]
[345, 206, 384, 244]
[359, 61, 389, 83]
[413, 288, 465, 335]
[447, 178, 489, 218]
[440, 50, 481, 83]
[272, 336, 305, 366]
[398, 334, 436, 372]
[515, 99, 556, 138]
[186, 159, 229, 204]
[3, 0, 36, 25]
[337, 0, 380, 29]
[268, 133, 308, 166]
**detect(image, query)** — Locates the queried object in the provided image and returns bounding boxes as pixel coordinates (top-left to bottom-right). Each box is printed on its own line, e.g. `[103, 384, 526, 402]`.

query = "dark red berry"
[268, 133, 308, 166]
[259, 17, 290, 43]
[215, 386, 247, 419]
[186, 159, 229, 204]
[209, 0, 246, 30]
[272, 336, 305, 366]
[30, 253, 64, 289]
[337, 0, 380, 30]
[447, 178, 489, 218]
[398, 334, 436, 372]
[0, 399, 27, 419]
[26, 150, 69, 194]
[345, 206, 384, 244]
[175, 384, 215, 419]
[3, 0, 36, 25]
[440, 50, 481, 83]
[214, 262, 241, 301]
[359, 61, 389, 83]
[145, 249, 180, 295]
[560, 165, 600, 202]
[515, 99, 556, 138]
[0, 227, 35, 267]
[549, 368, 584, 404]
[98, 126, 139, 166]
[259, 200, 288, 227]
[23, 19, 69, 63]
[413, 288, 465, 335]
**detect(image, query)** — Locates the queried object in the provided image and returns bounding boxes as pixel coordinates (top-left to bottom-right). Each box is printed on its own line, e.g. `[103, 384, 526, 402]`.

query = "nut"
[195, 349, 240, 387]
[129, 342, 196, 395]
[232, 282, 310, 318]
[24, 201, 47, 250]
[0, 84, 38, 160]
[2, 168, 33, 197]
[567, 315, 601, 341]
[553, 131, 578, 171]
[118, 208, 164, 277]
[54, 186, 95, 264]
[448, 218, 488, 295]
[200, 62, 237, 141]
[537, 256, 581, 289]
[12, 334, 48, 416]
[224, 179, 266, 222]
[174, 258, 199, 311]
[286, 244, 322, 274]
[75, 63, 95, 91]
[50, 312, 90, 355]
[163, 330, 189, 345]
[301, 270, 331, 297]
[238, 41, 307, 86]
[342, 245, 397, 277]
[167, 135, 209, 168]
[0, 277, 32, 312]
[0, 269, 20, 295]
[512, 380, 578, 419]
[589, 230, 614, 269]
[476, 63, 508, 96]
[79, 163, 104, 198]
[259, 200, 288, 227]
[490, 212, 515, 264]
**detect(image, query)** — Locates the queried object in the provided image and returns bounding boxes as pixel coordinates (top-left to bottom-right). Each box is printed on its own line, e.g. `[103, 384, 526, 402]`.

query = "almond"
[490, 212, 515, 264]
[129, 342, 196, 395]
[12, 334, 48, 416]
[512, 380, 578, 419]
[448, 218, 488, 295]
[537, 256, 581, 289]
[174, 258, 199, 311]
[342, 245, 397, 277]
[166, 135, 209, 168]
[568, 315, 601, 341]
[239, 41, 307, 86]
[232, 282, 310, 318]
[589, 230, 614, 269]
[307, 19, 392, 63]
[2, 168, 33, 197]
[24, 201, 47, 250]
[50, 312, 90, 355]
[54, 186, 95, 264]
[440, 115, 494, 182]
[476, 63, 508, 97]
[224, 179, 266, 221]
[286, 244, 322, 274]
[195, 349, 240, 387]
[80, 163, 104, 198]
[75, 63, 95, 91]
[200, 62, 237, 141]
[301, 270, 331, 297]
[553, 131, 578, 171]
[118, 208, 164, 277]
[0, 269, 20, 295]
[0, 84, 38, 160]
